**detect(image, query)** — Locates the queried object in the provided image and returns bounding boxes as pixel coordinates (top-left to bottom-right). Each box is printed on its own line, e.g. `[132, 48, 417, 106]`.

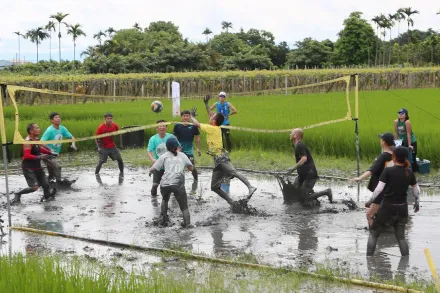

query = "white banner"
[172, 81, 180, 117]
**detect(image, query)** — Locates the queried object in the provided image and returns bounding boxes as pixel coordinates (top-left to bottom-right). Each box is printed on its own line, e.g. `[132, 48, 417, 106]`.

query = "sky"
[0, 0, 438, 62]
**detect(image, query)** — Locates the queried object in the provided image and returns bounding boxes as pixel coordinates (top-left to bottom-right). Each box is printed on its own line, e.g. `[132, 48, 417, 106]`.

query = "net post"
[351, 73, 360, 202]
[0, 84, 12, 227]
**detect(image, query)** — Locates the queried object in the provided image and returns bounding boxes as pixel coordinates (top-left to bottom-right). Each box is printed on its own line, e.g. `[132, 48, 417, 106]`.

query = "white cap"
[219, 91, 226, 97]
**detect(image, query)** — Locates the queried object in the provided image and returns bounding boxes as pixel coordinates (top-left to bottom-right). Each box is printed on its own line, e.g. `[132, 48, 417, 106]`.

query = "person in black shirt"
[351, 133, 395, 228]
[173, 110, 201, 194]
[366, 146, 420, 256]
[285, 128, 332, 205]
[10, 123, 57, 205]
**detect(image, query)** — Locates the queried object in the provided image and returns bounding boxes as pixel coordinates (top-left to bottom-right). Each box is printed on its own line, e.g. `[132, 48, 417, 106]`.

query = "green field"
[1, 88, 439, 166]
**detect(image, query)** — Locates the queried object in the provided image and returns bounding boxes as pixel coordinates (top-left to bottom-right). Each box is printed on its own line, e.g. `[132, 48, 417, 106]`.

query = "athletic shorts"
[98, 147, 122, 163]
[23, 168, 47, 188]
[371, 201, 408, 230]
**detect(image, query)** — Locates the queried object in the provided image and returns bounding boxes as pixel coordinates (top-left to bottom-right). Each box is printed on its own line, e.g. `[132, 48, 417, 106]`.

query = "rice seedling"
[1, 88, 438, 166]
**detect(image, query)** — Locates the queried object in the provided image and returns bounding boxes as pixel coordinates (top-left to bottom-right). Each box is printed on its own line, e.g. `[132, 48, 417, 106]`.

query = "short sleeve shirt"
[294, 141, 318, 180]
[200, 124, 223, 156]
[96, 123, 119, 149]
[367, 152, 393, 192]
[379, 166, 417, 204]
[41, 125, 73, 154]
[153, 151, 193, 187]
[147, 133, 177, 159]
[173, 124, 200, 156]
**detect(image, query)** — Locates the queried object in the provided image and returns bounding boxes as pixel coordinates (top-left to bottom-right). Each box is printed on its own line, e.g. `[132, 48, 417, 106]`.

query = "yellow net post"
[424, 248, 440, 293]
[0, 84, 12, 227]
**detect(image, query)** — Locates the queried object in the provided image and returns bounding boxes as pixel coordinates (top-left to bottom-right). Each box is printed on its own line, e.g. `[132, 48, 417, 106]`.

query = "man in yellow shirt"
[190, 94, 257, 208]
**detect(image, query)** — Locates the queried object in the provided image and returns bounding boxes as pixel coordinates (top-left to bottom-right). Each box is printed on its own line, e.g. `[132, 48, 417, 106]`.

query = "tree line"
[6, 8, 440, 75]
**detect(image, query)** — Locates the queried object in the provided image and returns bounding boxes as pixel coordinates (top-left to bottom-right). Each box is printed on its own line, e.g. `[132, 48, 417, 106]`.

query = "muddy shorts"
[160, 185, 188, 211]
[371, 201, 408, 231]
[153, 169, 165, 185]
[23, 168, 48, 188]
[43, 157, 61, 181]
[294, 176, 317, 192]
[211, 152, 238, 189]
[98, 147, 122, 163]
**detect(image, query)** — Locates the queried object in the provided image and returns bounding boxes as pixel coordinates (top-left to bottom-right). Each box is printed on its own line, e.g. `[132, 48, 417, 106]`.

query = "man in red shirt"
[11, 123, 57, 205]
[95, 113, 124, 177]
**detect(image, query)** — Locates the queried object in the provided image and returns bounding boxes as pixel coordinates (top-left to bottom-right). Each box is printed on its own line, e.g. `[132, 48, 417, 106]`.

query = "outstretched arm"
[204, 94, 214, 118]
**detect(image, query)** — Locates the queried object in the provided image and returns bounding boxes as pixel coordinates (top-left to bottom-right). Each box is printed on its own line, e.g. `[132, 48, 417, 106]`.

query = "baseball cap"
[166, 137, 179, 149]
[397, 108, 408, 115]
[219, 91, 226, 98]
[378, 132, 395, 146]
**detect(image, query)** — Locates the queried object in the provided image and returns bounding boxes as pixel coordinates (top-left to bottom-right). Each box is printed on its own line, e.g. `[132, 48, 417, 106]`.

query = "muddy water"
[1, 166, 439, 283]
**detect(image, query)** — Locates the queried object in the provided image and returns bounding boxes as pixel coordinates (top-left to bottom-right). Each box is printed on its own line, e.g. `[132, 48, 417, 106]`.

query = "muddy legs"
[395, 223, 409, 256]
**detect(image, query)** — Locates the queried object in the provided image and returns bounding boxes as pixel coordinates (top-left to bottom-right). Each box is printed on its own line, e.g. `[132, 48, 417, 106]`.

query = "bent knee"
[31, 186, 39, 191]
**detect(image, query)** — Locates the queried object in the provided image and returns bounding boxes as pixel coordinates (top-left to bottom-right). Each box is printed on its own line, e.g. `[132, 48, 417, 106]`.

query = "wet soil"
[1, 166, 439, 287]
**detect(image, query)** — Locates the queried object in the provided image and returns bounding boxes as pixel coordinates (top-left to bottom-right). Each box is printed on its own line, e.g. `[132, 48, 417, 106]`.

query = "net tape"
[1, 76, 354, 145]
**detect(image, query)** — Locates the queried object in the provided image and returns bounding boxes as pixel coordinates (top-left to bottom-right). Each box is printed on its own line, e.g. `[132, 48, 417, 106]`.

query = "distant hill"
[0, 60, 12, 68]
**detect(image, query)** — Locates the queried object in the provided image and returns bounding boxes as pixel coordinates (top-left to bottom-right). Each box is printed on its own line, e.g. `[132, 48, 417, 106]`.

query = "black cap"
[166, 137, 179, 149]
[397, 108, 408, 115]
[378, 132, 395, 146]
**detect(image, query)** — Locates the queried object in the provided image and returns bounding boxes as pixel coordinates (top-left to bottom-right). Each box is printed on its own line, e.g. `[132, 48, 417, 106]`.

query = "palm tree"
[13, 31, 24, 63]
[395, 9, 406, 43]
[221, 21, 233, 33]
[378, 15, 389, 66]
[133, 22, 142, 31]
[93, 30, 106, 46]
[387, 14, 395, 65]
[26, 27, 49, 63]
[45, 21, 56, 60]
[106, 27, 116, 37]
[202, 28, 212, 42]
[50, 12, 69, 62]
[371, 16, 382, 66]
[400, 7, 419, 44]
[67, 24, 86, 64]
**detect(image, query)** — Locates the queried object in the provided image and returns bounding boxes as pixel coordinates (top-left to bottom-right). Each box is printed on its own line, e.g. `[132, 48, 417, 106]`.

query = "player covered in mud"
[94, 113, 124, 177]
[366, 146, 420, 256]
[173, 111, 201, 194]
[189, 94, 257, 209]
[41, 112, 77, 187]
[147, 120, 179, 197]
[150, 137, 194, 227]
[350, 133, 395, 228]
[284, 128, 332, 205]
[11, 123, 57, 205]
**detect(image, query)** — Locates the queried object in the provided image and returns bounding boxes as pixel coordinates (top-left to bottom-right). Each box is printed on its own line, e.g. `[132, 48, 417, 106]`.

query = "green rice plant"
[1, 88, 438, 167]
[1, 67, 440, 84]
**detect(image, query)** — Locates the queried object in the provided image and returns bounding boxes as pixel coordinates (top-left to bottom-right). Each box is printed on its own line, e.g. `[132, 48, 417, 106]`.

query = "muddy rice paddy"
[1, 165, 440, 288]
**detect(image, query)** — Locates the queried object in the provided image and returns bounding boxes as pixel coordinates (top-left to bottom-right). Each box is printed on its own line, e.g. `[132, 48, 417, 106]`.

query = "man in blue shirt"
[173, 110, 201, 194]
[41, 112, 77, 185]
[210, 91, 237, 152]
[147, 120, 178, 197]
